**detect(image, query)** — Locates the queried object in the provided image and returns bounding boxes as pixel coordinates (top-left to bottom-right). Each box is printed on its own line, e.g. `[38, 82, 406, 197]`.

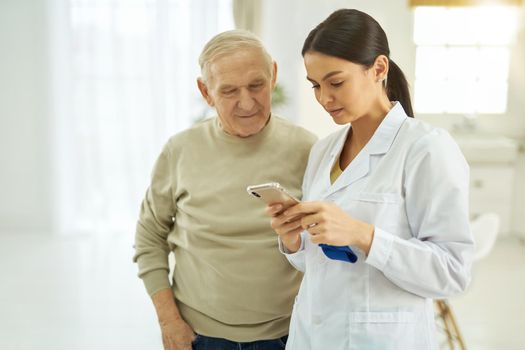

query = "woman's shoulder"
[400, 118, 466, 165]
[401, 118, 457, 149]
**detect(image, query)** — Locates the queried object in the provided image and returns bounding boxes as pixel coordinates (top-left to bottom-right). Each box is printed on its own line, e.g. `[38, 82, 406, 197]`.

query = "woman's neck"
[340, 97, 392, 168]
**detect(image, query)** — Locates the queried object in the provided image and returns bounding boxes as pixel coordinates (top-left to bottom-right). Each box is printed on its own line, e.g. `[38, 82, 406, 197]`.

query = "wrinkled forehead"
[207, 49, 272, 85]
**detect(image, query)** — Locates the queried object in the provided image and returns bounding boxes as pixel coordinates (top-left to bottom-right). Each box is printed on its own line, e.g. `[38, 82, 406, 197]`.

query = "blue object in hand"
[320, 244, 358, 263]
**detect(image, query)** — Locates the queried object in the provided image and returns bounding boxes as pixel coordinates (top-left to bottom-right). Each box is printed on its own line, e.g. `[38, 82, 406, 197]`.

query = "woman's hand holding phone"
[266, 203, 303, 253]
[282, 201, 375, 256]
[246, 182, 304, 253]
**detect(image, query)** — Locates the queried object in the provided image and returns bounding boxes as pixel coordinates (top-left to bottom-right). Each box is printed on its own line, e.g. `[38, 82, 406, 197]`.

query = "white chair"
[435, 212, 500, 350]
[470, 212, 500, 261]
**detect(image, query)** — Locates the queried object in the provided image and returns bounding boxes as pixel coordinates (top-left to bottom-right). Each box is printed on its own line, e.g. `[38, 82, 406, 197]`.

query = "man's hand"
[151, 288, 196, 350]
[159, 318, 196, 350]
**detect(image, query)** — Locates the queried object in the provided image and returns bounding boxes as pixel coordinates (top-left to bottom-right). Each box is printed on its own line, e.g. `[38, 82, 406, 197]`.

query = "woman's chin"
[330, 115, 351, 125]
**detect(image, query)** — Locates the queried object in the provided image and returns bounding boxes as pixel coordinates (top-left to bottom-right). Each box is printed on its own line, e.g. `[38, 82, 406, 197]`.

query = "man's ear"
[372, 55, 389, 82]
[197, 78, 214, 107]
[270, 61, 278, 89]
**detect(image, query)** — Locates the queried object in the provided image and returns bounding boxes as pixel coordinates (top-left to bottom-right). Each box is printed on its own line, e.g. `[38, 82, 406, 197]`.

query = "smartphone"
[246, 182, 300, 210]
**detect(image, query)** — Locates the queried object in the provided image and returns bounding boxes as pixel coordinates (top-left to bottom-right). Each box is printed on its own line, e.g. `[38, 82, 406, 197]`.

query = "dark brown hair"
[302, 9, 414, 118]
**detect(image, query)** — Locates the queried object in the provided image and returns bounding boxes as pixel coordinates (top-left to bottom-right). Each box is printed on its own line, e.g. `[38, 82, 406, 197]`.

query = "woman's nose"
[317, 88, 333, 107]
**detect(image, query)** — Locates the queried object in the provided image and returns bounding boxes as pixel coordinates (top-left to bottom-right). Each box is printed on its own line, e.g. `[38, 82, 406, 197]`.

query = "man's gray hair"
[198, 29, 273, 82]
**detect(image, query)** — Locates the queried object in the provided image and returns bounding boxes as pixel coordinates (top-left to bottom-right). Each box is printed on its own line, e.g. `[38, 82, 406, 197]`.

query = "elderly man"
[133, 30, 316, 350]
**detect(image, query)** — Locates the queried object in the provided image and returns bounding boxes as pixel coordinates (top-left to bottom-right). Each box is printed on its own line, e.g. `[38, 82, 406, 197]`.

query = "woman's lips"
[328, 108, 344, 117]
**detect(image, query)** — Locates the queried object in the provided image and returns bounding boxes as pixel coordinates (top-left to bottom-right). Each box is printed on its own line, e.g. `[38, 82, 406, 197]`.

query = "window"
[413, 6, 519, 114]
[51, 0, 234, 235]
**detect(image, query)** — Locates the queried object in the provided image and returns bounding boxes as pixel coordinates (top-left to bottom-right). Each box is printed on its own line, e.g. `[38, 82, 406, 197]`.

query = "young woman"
[268, 9, 474, 350]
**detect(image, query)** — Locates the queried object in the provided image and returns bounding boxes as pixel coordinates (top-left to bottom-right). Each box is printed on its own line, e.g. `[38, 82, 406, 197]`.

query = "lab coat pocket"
[355, 192, 401, 204]
[352, 192, 406, 237]
[348, 311, 417, 350]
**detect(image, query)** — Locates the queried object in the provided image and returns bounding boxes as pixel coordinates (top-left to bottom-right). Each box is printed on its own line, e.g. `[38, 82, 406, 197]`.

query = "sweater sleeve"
[133, 141, 176, 297]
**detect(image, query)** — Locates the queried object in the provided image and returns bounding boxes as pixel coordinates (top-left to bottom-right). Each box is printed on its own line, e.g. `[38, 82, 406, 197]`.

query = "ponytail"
[387, 60, 414, 118]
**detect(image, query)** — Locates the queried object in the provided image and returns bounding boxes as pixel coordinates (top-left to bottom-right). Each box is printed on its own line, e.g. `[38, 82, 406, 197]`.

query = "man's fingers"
[162, 336, 174, 350]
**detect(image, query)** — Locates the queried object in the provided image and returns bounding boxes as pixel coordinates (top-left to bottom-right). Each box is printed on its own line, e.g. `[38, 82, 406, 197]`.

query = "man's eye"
[250, 83, 264, 89]
[223, 89, 236, 95]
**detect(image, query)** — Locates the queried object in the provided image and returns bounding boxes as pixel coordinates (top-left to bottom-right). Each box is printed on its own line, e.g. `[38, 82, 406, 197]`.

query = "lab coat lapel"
[324, 102, 408, 197]
[327, 141, 370, 196]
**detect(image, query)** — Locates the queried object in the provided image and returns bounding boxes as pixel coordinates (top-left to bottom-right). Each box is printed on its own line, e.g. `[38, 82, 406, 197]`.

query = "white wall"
[260, 0, 525, 237]
[0, 0, 52, 234]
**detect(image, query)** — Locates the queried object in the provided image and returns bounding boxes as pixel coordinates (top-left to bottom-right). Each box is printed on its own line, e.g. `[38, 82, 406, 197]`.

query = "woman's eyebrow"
[306, 71, 343, 83]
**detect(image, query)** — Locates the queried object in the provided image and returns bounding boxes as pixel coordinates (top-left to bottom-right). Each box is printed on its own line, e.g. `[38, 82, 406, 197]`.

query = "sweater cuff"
[365, 227, 394, 271]
[141, 269, 171, 297]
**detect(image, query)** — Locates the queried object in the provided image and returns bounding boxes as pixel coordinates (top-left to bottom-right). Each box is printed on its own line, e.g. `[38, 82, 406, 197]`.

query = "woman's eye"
[311, 84, 320, 89]
[331, 81, 344, 87]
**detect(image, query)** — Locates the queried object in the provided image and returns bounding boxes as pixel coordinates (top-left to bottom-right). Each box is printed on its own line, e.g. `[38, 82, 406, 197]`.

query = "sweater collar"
[213, 114, 275, 143]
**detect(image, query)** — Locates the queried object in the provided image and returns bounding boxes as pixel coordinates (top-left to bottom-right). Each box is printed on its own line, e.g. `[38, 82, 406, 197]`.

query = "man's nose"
[237, 88, 256, 111]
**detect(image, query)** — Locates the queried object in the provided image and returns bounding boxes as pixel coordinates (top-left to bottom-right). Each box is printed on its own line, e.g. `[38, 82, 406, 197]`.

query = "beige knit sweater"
[133, 115, 316, 341]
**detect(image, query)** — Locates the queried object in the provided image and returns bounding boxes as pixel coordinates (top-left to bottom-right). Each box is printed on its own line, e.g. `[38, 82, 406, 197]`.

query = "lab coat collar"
[364, 101, 408, 156]
[325, 102, 408, 196]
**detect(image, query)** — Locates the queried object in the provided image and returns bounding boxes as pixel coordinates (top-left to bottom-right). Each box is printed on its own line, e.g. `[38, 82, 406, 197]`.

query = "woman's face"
[304, 51, 380, 125]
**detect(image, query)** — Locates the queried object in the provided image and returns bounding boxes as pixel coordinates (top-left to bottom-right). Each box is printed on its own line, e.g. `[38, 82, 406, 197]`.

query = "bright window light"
[54, 0, 234, 235]
[413, 6, 518, 114]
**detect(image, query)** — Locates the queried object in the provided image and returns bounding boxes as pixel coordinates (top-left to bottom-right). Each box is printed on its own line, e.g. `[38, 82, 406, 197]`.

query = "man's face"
[198, 49, 276, 138]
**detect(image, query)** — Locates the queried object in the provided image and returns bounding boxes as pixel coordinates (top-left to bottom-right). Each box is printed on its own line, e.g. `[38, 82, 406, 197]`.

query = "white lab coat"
[282, 103, 474, 350]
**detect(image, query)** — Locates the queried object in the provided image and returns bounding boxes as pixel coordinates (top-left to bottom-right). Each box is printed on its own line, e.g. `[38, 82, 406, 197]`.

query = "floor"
[0, 233, 524, 350]
[449, 236, 525, 350]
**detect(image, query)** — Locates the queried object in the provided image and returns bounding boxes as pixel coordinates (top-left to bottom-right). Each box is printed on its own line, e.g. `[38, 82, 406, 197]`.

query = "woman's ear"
[373, 55, 389, 83]
[197, 78, 215, 107]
